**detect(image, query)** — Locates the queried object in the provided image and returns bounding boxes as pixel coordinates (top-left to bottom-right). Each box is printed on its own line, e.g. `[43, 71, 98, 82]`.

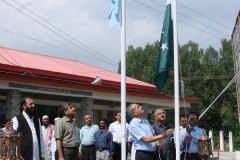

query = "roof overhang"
[0, 47, 200, 105]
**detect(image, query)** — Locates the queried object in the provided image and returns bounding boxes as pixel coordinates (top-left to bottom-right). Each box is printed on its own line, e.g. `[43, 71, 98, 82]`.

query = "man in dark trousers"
[55, 102, 80, 160]
[180, 111, 206, 160]
[152, 108, 175, 160]
[80, 114, 99, 160]
[108, 112, 128, 160]
[12, 97, 45, 160]
[95, 119, 114, 160]
[127, 104, 173, 160]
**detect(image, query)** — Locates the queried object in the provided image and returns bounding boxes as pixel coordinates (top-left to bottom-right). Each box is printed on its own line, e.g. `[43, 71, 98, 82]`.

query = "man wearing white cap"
[41, 115, 55, 160]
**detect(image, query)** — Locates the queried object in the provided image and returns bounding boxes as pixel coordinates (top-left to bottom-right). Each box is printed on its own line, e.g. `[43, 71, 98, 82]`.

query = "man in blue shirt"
[80, 114, 99, 160]
[95, 119, 114, 160]
[180, 111, 206, 160]
[127, 103, 173, 160]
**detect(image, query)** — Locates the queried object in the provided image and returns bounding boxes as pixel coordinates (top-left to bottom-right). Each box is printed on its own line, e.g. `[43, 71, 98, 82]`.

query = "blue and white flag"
[108, 0, 120, 28]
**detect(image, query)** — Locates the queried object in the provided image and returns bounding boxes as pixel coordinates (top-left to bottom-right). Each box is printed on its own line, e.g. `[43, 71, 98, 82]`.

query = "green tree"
[121, 39, 240, 150]
[119, 42, 159, 83]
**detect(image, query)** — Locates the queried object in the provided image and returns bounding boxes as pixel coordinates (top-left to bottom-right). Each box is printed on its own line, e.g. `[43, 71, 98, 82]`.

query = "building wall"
[232, 11, 240, 121]
[0, 78, 194, 129]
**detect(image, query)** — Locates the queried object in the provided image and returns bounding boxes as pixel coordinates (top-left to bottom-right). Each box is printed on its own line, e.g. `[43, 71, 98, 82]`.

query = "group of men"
[0, 97, 206, 160]
[0, 97, 128, 160]
[79, 112, 126, 160]
[127, 104, 206, 160]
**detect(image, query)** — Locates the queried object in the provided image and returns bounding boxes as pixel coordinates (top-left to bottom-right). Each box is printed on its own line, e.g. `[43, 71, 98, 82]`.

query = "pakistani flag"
[154, 0, 173, 90]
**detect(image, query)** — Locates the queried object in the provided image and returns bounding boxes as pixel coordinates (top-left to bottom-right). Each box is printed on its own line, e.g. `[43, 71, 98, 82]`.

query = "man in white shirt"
[12, 97, 45, 160]
[41, 115, 55, 160]
[109, 112, 129, 160]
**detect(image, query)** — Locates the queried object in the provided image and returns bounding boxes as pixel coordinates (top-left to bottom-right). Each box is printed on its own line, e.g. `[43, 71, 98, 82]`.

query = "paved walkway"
[127, 151, 236, 160]
[210, 152, 236, 160]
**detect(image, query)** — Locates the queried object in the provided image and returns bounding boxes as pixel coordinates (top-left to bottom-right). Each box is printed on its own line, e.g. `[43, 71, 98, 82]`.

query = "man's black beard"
[25, 108, 35, 118]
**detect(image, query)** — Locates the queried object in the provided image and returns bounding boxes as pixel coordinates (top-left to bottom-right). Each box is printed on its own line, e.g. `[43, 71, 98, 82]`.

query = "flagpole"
[172, 0, 180, 159]
[120, 0, 127, 160]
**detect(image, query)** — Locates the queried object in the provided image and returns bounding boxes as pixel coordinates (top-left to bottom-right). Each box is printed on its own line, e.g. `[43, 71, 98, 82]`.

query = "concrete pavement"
[127, 151, 236, 160]
[210, 152, 236, 160]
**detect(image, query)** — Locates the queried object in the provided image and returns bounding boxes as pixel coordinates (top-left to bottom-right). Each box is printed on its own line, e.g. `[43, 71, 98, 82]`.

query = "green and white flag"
[154, 0, 173, 90]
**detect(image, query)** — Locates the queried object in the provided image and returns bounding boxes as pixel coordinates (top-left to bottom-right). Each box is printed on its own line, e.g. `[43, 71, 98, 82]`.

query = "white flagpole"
[172, 0, 180, 159]
[120, 0, 127, 160]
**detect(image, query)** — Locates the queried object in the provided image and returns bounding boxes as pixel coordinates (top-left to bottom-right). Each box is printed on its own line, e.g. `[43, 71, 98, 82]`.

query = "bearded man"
[12, 97, 45, 160]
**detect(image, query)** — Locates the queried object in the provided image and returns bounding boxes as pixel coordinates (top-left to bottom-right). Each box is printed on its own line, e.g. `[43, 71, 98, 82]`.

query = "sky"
[0, 0, 239, 72]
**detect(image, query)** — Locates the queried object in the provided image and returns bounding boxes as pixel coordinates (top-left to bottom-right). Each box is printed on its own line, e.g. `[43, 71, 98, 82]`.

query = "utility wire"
[0, 48, 17, 66]
[0, 27, 101, 61]
[177, 1, 233, 30]
[150, 0, 230, 37]
[1, 0, 118, 69]
[177, 12, 229, 37]
[150, 0, 232, 31]
[10, 0, 116, 66]
[0, 46, 113, 76]
[132, 0, 164, 14]
[132, 0, 223, 40]
[0, 30, 111, 76]
[1, 0, 235, 70]
[0, 45, 34, 75]
[3, 0, 228, 61]
[178, 19, 222, 40]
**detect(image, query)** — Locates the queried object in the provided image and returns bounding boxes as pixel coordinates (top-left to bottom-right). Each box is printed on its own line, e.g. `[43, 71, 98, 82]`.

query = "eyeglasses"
[189, 115, 197, 118]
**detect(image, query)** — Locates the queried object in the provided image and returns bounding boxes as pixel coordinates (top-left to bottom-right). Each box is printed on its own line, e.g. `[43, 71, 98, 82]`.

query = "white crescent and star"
[161, 43, 168, 51]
